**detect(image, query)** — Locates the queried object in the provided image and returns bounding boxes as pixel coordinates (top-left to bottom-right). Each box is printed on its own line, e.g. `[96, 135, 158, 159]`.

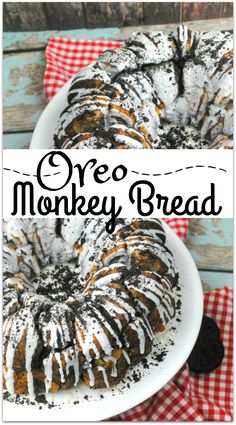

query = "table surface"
[3, 18, 233, 291]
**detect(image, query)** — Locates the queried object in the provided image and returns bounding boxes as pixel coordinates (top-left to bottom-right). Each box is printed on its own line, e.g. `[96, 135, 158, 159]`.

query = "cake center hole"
[33, 262, 84, 303]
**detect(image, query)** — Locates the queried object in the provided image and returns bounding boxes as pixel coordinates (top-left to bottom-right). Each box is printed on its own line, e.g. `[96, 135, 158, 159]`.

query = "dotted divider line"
[3, 168, 61, 178]
[131, 165, 227, 176]
[3, 165, 227, 178]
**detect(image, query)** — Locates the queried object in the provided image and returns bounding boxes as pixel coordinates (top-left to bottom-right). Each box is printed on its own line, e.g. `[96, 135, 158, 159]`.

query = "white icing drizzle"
[128, 316, 154, 356]
[114, 134, 144, 148]
[3, 309, 40, 397]
[75, 324, 93, 362]
[63, 345, 80, 386]
[92, 306, 122, 348]
[122, 350, 131, 365]
[97, 366, 109, 388]
[143, 316, 154, 340]
[25, 318, 38, 397]
[129, 321, 146, 354]
[89, 272, 122, 287]
[75, 315, 107, 361]
[135, 298, 150, 315]
[3, 318, 16, 395]
[43, 352, 53, 393]
[87, 368, 95, 387]
[101, 299, 130, 322]
[54, 352, 65, 383]
[102, 246, 127, 266]
[41, 310, 71, 349]
[127, 274, 175, 320]
[109, 356, 118, 377]
[73, 344, 80, 386]
[127, 238, 177, 277]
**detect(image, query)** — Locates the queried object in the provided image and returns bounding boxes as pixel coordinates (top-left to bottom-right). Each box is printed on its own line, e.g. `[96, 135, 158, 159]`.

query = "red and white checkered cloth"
[44, 37, 233, 421]
[164, 218, 188, 242]
[113, 286, 233, 422]
[45, 37, 123, 101]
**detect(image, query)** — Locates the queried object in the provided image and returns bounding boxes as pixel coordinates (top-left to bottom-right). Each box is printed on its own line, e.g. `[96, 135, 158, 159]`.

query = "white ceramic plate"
[3, 221, 203, 422]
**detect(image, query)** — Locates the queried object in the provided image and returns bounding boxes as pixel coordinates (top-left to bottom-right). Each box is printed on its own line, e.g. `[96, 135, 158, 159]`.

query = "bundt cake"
[3, 218, 179, 397]
[54, 25, 233, 150]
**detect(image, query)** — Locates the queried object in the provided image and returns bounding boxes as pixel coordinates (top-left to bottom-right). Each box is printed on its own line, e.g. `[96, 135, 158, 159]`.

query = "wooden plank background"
[3, 2, 233, 31]
[186, 219, 233, 271]
[185, 218, 233, 292]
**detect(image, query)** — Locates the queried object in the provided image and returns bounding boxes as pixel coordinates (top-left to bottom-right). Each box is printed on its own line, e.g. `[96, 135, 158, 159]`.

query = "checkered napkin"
[44, 37, 123, 101]
[44, 38, 233, 421]
[113, 286, 233, 422]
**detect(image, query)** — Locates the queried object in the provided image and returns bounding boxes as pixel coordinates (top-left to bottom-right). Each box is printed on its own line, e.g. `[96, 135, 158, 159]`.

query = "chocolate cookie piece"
[187, 315, 224, 374]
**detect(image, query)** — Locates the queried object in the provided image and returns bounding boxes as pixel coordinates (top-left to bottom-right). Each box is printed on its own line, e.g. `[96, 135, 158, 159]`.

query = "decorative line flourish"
[3, 168, 62, 178]
[3, 164, 227, 179]
[131, 165, 227, 176]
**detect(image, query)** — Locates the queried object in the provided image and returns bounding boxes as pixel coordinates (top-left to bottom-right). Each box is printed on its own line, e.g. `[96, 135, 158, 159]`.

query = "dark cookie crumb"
[35, 394, 47, 405]
[187, 315, 224, 374]
[34, 263, 84, 302]
[155, 126, 210, 149]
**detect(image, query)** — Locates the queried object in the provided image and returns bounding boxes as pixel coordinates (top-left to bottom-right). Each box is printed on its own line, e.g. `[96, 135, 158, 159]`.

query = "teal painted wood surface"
[199, 271, 233, 293]
[3, 51, 46, 132]
[3, 27, 121, 51]
[4, 51, 45, 107]
[188, 218, 233, 247]
[186, 219, 233, 271]
[3, 132, 33, 149]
